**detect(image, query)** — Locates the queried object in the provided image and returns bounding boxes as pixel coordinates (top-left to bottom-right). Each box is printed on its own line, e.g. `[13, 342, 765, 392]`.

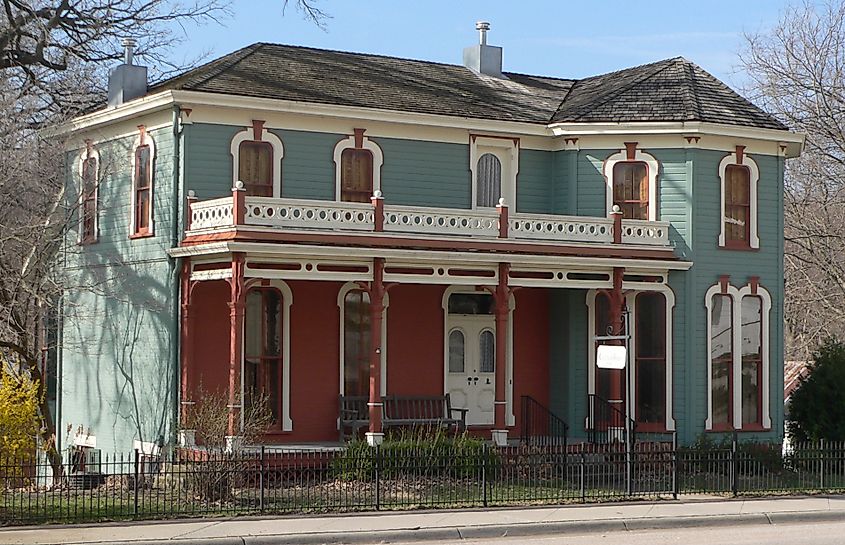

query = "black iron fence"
[2, 440, 845, 525]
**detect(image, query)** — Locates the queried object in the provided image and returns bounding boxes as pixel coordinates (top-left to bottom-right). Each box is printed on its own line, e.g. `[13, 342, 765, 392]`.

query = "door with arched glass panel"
[445, 293, 496, 426]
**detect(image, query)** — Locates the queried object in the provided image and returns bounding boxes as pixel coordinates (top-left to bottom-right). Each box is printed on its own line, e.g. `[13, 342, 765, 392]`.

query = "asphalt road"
[394, 520, 845, 545]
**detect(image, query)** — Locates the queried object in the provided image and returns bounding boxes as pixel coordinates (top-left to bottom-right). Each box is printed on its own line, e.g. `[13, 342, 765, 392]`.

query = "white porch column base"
[178, 429, 196, 447]
[224, 435, 243, 453]
[365, 432, 385, 447]
[491, 429, 509, 447]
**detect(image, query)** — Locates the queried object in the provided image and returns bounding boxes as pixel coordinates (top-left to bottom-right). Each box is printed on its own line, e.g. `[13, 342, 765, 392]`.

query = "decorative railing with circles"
[185, 193, 670, 247]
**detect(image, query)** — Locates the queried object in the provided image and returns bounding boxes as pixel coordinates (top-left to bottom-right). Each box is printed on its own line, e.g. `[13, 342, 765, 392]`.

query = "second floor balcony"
[184, 185, 672, 249]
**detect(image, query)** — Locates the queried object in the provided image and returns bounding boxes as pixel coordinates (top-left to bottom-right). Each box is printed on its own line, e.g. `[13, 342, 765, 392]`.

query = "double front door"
[445, 315, 496, 426]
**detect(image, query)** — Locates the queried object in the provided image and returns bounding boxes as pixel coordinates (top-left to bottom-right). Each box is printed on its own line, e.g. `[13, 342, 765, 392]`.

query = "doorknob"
[473, 377, 479, 384]
[486, 378, 491, 384]
[467, 377, 472, 385]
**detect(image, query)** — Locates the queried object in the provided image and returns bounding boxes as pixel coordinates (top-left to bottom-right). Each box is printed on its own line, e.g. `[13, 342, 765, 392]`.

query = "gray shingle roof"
[150, 43, 787, 131]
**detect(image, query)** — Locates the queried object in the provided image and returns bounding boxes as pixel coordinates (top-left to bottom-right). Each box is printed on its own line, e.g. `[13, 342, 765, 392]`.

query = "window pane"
[613, 162, 648, 220]
[479, 330, 495, 373]
[136, 189, 150, 231]
[341, 148, 373, 203]
[136, 146, 150, 189]
[725, 165, 750, 244]
[448, 330, 465, 373]
[82, 157, 97, 193]
[476, 153, 502, 207]
[741, 296, 762, 426]
[344, 290, 370, 396]
[635, 292, 666, 426]
[636, 293, 665, 358]
[239, 141, 273, 197]
[711, 294, 733, 426]
[263, 289, 282, 357]
[448, 293, 494, 315]
[245, 291, 263, 358]
[636, 359, 665, 424]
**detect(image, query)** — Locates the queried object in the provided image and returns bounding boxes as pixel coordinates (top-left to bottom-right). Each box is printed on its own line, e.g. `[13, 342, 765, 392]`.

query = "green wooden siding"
[517, 149, 554, 214]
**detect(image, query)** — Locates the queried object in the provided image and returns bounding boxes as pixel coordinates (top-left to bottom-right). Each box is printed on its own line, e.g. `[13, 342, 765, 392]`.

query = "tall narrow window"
[343, 290, 371, 396]
[448, 329, 465, 373]
[133, 145, 152, 235]
[594, 292, 624, 403]
[741, 296, 763, 427]
[710, 294, 733, 429]
[476, 153, 502, 208]
[479, 330, 495, 373]
[340, 149, 374, 203]
[612, 162, 648, 220]
[244, 288, 284, 429]
[725, 165, 751, 247]
[239, 141, 273, 197]
[635, 292, 666, 429]
[80, 152, 98, 244]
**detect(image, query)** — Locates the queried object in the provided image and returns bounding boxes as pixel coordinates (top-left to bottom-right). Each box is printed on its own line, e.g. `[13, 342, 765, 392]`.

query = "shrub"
[0, 362, 40, 474]
[789, 339, 845, 443]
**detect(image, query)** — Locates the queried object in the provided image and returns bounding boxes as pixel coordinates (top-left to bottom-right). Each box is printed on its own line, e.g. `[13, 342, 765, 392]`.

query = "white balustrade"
[244, 197, 374, 231]
[189, 197, 234, 231]
[620, 219, 670, 246]
[383, 205, 499, 237]
[509, 213, 614, 244]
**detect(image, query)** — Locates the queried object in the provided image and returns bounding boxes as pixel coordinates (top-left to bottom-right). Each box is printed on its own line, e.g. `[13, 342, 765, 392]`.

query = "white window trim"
[230, 126, 285, 198]
[602, 148, 660, 221]
[242, 279, 294, 432]
[77, 145, 100, 244]
[129, 130, 156, 236]
[718, 152, 760, 249]
[704, 281, 771, 431]
[586, 285, 676, 432]
[333, 135, 384, 201]
[441, 286, 516, 426]
[337, 282, 389, 398]
[470, 136, 518, 210]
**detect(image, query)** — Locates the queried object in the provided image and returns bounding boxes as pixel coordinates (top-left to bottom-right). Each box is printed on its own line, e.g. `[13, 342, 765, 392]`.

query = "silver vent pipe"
[477, 21, 490, 45]
[123, 38, 136, 65]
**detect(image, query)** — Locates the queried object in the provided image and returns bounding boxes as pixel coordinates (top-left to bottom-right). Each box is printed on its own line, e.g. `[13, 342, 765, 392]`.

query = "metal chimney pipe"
[122, 38, 137, 65]
[476, 21, 490, 45]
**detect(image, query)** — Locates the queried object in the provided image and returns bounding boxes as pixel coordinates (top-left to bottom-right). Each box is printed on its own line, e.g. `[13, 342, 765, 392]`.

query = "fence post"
[579, 451, 586, 503]
[259, 445, 265, 513]
[374, 445, 381, 511]
[672, 431, 678, 500]
[482, 443, 488, 508]
[820, 439, 826, 491]
[133, 449, 140, 517]
[731, 432, 738, 497]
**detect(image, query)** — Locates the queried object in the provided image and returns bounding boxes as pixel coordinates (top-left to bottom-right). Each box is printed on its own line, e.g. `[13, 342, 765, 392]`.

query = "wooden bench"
[382, 394, 468, 433]
[338, 395, 369, 441]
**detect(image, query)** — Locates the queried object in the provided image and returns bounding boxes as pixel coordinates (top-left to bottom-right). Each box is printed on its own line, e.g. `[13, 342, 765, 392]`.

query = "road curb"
[70, 509, 845, 545]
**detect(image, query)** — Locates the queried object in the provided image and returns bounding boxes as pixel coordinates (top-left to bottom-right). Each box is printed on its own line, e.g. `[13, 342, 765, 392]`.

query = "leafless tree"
[742, 0, 845, 360]
[0, 0, 329, 480]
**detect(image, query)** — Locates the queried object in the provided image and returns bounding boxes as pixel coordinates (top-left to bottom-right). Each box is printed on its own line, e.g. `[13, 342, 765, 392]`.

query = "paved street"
[400, 520, 845, 545]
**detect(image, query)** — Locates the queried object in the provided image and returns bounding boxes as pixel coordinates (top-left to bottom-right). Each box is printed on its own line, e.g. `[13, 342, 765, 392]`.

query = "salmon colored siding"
[191, 280, 231, 397]
[512, 288, 550, 435]
[386, 284, 446, 397]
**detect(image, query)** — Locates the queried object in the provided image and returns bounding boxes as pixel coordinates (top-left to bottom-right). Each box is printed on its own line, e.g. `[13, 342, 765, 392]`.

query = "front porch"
[174, 244, 686, 448]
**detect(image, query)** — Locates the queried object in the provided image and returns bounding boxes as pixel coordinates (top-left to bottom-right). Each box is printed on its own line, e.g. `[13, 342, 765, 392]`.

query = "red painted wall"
[190, 280, 230, 398]
[511, 288, 550, 436]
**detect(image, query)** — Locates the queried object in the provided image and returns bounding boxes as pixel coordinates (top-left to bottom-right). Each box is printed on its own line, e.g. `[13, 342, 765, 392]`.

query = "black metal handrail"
[520, 395, 569, 448]
[586, 393, 636, 445]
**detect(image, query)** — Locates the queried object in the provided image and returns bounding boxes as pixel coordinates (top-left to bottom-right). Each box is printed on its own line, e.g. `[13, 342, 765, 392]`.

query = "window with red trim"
[340, 149, 374, 203]
[710, 293, 733, 430]
[635, 292, 666, 430]
[244, 288, 284, 429]
[239, 141, 274, 197]
[740, 295, 763, 428]
[725, 165, 751, 247]
[343, 290, 370, 396]
[612, 162, 648, 220]
[133, 145, 151, 235]
[80, 155, 98, 244]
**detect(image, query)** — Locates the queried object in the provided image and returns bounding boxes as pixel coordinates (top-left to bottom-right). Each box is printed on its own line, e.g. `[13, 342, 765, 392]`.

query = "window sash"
[725, 165, 751, 245]
[244, 288, 284, 430]
[239, 141, 274, 197]
[635, 292, 666, 429]
[476, 153, 502, 208]
[740, 295, 763, 427]
[710, 294, 733, 429]
[81, 156, 97, 242]
[612, 162, 648, 220]
[343, 290, 371, 396]
[134, 146, 151, 234]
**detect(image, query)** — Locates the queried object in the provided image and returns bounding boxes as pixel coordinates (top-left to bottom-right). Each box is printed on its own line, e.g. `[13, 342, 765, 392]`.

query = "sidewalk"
[3, 495, 845, 545]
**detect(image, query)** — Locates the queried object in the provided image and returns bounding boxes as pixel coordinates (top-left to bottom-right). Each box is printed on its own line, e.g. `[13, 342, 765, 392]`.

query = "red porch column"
[607, 267, 626, 404]
[366, 257, 386, 446]
[492, 262, 511, 446]
[179, 260, 196, 446]
[226, 253, 247, 444]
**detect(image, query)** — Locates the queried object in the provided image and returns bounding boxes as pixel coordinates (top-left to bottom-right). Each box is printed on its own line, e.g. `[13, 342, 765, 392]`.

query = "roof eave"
[48, 90, 176, 136]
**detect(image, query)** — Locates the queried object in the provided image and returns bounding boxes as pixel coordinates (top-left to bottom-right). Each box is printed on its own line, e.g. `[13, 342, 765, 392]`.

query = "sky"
[172, 0, 805, 89]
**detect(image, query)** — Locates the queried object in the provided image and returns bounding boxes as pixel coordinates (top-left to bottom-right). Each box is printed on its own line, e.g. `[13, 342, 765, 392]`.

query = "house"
[56, 25, 803, 455]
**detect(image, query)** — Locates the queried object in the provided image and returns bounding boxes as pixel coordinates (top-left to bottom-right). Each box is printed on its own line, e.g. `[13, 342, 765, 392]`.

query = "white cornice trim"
[52, 91, 175, 135]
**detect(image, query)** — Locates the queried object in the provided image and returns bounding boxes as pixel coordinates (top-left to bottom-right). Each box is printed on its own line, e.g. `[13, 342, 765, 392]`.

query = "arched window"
[340, 149, 374, 203]
[78, 145, 99, 244]
[718, 149, 759, 249]
[476, 153, 502, 208]
[479, 329, 495, 373]
[593, 291, 623, 402]
[635, 292, 666, 429]
[230, 121, 284, 198]
[448, 329, 465, 373]
[343, 289, 371, 396]
[130, 128, 155, 237]
[612, 162, 648, 220]
[705, 280, 770, 431]
[244, 287, 284, 429]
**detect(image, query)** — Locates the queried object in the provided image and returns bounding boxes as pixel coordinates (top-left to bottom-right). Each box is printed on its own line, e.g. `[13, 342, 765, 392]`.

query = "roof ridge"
[184, 43, 266, 91]
[682, 59, 704, 120]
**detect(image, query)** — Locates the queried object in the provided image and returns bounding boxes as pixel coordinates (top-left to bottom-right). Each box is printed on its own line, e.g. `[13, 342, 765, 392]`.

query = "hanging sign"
[596, 345, 627, 369]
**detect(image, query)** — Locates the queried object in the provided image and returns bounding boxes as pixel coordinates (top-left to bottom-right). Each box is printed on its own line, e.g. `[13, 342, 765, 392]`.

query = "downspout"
[169, 104, 183, 446]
